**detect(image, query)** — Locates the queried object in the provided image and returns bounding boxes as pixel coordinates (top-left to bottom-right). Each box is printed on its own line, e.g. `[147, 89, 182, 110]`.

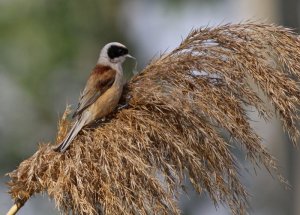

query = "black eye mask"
[107, 45, 129, 59]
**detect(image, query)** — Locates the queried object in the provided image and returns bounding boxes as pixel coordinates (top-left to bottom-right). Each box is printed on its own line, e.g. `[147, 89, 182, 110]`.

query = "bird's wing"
[72, 65, 116, 118]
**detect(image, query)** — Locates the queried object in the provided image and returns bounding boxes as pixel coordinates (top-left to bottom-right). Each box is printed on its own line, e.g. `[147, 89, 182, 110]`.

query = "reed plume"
[6, 23, 300, 215]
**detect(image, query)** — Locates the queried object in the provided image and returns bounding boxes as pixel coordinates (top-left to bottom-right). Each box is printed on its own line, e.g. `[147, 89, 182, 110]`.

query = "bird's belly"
[89, 86, 123, 120]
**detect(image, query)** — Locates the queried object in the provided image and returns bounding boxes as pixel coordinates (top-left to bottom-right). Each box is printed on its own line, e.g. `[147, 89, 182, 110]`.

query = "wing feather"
[72, 66, 116, 118]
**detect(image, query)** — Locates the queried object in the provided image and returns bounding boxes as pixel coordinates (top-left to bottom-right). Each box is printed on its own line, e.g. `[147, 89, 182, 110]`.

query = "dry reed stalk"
[6, 23, 300, 215]
[6, 199, 25, 215]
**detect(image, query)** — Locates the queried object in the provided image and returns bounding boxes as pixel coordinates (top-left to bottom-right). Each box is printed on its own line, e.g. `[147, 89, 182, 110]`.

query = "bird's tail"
[53, 117, 87, 152]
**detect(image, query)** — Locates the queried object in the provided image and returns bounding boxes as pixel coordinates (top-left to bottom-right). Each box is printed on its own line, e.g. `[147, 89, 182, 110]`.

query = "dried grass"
[7, 23, 300, 215]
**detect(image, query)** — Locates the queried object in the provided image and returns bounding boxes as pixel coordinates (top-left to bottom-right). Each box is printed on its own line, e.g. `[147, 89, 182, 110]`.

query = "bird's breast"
[89, 86, 123, 120]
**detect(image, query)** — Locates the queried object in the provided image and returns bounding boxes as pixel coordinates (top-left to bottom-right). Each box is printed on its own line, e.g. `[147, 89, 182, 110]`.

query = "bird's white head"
[97, 42, 134, 70]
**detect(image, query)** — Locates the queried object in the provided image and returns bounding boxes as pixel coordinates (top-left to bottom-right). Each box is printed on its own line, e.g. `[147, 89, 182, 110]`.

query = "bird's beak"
[126, 54, 136, 60]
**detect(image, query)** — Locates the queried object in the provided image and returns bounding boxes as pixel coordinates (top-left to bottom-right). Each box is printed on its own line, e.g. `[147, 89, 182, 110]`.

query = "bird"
[54, 42, 134, 152]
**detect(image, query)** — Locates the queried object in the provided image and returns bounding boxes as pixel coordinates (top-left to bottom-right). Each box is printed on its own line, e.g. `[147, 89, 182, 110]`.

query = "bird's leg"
[117, 94, 131, 110]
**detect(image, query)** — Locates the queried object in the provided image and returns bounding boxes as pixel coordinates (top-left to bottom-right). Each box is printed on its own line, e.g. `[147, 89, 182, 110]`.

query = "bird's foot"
[118, 103, 129, 110]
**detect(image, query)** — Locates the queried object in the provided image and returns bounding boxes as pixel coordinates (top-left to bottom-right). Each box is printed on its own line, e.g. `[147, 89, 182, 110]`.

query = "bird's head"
[97, 42, 134, 68]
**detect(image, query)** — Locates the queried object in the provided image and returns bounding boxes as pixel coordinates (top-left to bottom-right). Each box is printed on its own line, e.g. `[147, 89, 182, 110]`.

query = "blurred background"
[0, 0, 299, 214]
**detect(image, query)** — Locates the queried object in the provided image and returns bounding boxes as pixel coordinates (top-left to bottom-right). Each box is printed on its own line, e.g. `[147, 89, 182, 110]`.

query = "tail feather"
[54, 118, 86, 152]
